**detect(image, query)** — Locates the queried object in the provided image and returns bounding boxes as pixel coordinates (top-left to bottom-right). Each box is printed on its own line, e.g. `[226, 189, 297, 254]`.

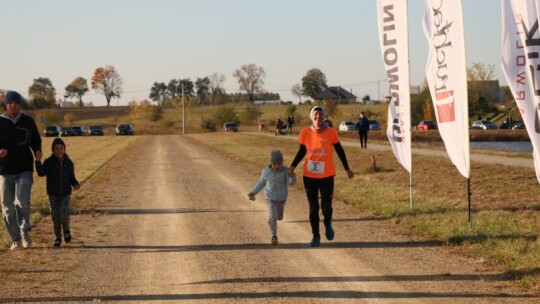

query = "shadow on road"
[0, 290, 536, 302]
[74, 240, 443, 252]
[74, 208, 265, 215]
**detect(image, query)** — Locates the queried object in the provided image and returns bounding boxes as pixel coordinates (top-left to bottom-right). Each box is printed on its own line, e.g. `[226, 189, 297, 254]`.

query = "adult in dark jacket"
[0, 91, 42, 250]
[35, 137, 80, 247]
[355, 112, 370, 148]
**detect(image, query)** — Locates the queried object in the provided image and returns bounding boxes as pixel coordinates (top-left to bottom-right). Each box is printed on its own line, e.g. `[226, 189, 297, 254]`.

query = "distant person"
[355, 112, 370, 148]
[324, 117, 333, 128]
[0, 90, 42, 250]
[275, 116, 283, 136]
[248, 150, 296, 245]
[288, 106, 354, 247]
[35, 138, 80, 247]
[286, 115, 295, 134]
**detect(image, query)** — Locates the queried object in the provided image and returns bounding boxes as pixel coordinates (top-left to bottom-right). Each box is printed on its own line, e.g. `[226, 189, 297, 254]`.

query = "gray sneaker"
[10, 238, 22, 250]
[21, 231, 32, 248]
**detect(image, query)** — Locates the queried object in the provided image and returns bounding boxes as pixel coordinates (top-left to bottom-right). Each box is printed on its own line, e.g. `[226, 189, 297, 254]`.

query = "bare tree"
[209, 73, 226, 105]
[232, 64, 266, 102]
[91, 65, 123, 107]
[291, 83, 302, 103]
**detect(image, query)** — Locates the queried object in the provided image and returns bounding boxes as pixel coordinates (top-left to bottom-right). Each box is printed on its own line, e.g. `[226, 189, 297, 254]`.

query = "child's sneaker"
[271, 236, 278, 245]
[309, 235, 321, 247]
[10, 238, 22, 250]
[53, 238, 62, 247]
[21, 231, 32, 248]
[325, 223, 334, 241]
[64, 231, 71, 243]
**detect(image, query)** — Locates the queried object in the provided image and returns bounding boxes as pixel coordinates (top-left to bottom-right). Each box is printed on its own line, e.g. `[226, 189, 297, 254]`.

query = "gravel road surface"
[0, 135, 536, 303]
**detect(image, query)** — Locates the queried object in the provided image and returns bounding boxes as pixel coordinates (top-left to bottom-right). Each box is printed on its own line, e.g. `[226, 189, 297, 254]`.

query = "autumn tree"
[291, 83, 302, 103]
[302, 68, 327, 99]
[29, 77, 56, 108]
[64, 77, 89, 108]
[91, 65, 123, 107]
[232, 64, 266, 102]
[467, 62, 496, 114]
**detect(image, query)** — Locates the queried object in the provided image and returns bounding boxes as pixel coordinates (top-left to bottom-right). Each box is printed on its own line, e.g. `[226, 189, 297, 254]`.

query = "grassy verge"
[0, 135, 137, 248]
[188, 132, 540, 291]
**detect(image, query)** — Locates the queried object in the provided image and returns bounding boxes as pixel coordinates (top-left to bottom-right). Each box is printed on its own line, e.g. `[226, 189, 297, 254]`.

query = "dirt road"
[0, 135, 537, 303]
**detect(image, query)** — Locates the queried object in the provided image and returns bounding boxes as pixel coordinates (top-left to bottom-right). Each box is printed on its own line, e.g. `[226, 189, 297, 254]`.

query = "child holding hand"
[248, 150, 296, 245]
[35, 138, 80, 247]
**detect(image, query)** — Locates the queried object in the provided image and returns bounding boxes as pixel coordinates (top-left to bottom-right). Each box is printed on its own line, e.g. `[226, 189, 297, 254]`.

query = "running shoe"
[325, 223, 334, 241]
[310, 235, 321, 247]
[22, 231, 32, 248]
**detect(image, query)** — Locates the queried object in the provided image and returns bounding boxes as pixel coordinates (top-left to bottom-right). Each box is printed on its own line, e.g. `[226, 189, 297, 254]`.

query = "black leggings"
[359, 130, 368, 147]
[303, 176, 334, 237]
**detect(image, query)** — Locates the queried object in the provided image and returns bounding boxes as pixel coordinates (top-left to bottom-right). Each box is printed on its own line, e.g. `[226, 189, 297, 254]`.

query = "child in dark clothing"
[35, 138, 80, 247]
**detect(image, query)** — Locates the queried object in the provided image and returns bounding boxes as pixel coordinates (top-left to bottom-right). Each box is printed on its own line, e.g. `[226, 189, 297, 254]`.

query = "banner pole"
[467, 177, 472, 228]
[409, 172, 413, 210]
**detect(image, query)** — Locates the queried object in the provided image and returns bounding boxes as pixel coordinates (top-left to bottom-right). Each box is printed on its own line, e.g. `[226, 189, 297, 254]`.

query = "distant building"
[60, 101, 75, 108]
[314, 86, 357, 103]
[254, 100, 281, 105]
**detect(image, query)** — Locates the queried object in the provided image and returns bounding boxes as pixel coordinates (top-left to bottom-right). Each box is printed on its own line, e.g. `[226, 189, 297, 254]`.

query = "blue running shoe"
[325, 224, 334, 241]
[310, 235, 321, 247]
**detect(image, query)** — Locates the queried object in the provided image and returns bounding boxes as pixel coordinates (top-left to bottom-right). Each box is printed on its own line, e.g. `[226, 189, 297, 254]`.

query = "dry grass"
[188, 131, 540, 291]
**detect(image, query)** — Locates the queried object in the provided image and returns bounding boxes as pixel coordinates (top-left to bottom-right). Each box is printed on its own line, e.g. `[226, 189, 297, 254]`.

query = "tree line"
[0, 62, 514, 125]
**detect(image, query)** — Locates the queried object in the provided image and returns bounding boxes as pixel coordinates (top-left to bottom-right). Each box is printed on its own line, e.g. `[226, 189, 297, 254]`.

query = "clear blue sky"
[0, 0, 501, 106]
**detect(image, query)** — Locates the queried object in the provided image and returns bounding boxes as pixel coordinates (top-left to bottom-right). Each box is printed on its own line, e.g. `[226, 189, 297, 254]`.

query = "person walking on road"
[0, 90, 42, 250]
[355, 112, 369, 148]
[35, 138, 80, 247]
[288, 106, 354, 247]
[248, 150, 296, 245]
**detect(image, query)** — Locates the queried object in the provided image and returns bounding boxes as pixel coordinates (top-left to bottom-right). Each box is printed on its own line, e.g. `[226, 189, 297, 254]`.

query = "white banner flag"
[422, 0, 470, 178]
[377, 0, 412, 173]
[501, 0, 540, 184]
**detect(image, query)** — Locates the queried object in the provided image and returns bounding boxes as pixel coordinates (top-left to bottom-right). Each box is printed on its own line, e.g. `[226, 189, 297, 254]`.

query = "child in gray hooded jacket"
[248, 150, 296, 245]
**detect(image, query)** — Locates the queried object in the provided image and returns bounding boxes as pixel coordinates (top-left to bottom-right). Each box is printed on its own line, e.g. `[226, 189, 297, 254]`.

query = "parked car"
[369, 120, 381, 130]
[59, 126, 76, 137]
[44, 125, 61, 137]
[511, 121, 526, 130]
[338, 121, 356, 132]
[87, 125, 105, 136]
[471, 120, 497, 130]
[71, 126, 85, 136]
[116, 124, 134, 135]
[417, 120, 437, 131]
[223, 122, 238, 132]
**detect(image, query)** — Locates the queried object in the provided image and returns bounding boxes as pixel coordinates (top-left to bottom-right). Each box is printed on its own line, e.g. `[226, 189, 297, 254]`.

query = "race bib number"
[307, 160, 325, 175]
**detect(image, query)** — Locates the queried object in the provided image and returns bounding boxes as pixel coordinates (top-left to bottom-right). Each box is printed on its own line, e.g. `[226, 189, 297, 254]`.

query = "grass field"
[188, 132, 540, 291]
[5, 104, 536, 290]
[0, 136, 137, 248]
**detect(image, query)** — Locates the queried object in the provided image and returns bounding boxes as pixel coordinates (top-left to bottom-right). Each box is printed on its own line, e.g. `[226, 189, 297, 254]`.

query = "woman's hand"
[346, 169, 354, 179]
[287, 166, 295, 177]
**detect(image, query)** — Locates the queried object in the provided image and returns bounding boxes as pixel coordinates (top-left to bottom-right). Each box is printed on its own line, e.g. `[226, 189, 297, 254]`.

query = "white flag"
[377, 0, 412, 173]
[422, 0, 470, 178]
[501, 0, 540, 184]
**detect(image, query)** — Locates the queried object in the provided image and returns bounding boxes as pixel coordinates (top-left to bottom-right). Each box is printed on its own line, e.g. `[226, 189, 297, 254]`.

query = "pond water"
[416, 141, 533, 153]
[469, 141, 533, 153]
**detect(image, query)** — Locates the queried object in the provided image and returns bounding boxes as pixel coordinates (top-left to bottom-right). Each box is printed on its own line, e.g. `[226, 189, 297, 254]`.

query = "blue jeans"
[0, 171, 33, 241]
